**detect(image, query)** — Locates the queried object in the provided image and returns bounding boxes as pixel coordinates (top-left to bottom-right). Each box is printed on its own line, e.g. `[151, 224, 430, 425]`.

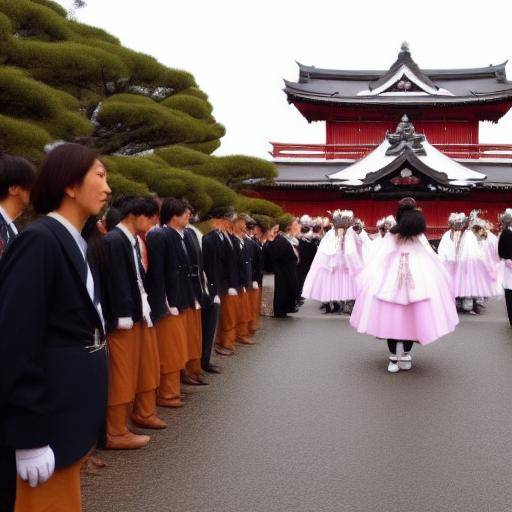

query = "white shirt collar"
[0, 205, 17, 235]
[47, 212, 87, 257]
[116, 222, 137, 247]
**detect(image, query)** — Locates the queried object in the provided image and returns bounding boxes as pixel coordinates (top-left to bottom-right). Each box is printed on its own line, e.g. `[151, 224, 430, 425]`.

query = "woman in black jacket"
[0, 143, 111, 511]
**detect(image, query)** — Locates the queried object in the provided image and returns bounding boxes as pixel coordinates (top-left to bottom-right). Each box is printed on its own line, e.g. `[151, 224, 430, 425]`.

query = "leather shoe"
[157, 396, 184, 408]
[215, 346, 234, 356]
[106, 432, 150, 450]
[237, 336, 255, 345]
[274, 314, 290, 319]
[203, 365, 222, 374]
[131, 414, 167, 430]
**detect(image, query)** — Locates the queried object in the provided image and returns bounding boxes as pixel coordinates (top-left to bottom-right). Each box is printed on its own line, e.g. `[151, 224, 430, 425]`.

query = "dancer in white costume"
[302, 210, 365, 314]
[372, 215, 396, 249]
[438, 212, 500, 314]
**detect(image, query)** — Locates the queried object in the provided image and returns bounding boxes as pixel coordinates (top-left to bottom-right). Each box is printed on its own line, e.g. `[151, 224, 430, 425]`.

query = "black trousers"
[201, 302, 220, 370]
[0, 446, 15, 512]
[387, 339, 414, 354]
[505, 289, 512, 326]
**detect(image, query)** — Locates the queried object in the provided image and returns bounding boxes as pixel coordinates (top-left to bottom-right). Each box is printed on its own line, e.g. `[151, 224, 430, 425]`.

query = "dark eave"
[297, 60, 509, 82]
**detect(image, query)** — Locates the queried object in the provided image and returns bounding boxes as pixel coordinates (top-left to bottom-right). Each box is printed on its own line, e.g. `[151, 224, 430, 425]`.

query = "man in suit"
[102, 196, 166, 450]
[498, 208, 512, 326]
[266, 217, 301, 318]
[0, 152, 36, 259]
[0, 143, 110, 511]
[202, 208, 234, 367]
[232, 214, 256, 345]
[0, 152, 36, 512]
[150, 198, 197, 407]
[182, 204, 208, 385]
[246, 219, 264, 337]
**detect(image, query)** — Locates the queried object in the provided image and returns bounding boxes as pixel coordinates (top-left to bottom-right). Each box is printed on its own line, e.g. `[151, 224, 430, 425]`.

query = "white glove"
[16, 446, 55, 488]
[242, 287, 246, 293]
[169, 307, 179, 316]
[117, 317, 134, 330]
[252, 281, 259, 289]
[141, 294, 153, 328]
[228, 288, 238, 296]
[213, 295, 221, 304]
[195, 300, 201, 310]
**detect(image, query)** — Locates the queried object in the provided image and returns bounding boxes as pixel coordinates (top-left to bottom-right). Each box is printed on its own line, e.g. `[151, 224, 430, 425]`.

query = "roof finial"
[400, 41, 410, 54]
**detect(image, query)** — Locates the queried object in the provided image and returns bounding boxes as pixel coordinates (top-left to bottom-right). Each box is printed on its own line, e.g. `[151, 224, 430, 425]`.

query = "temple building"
[252, 43, 512, 237]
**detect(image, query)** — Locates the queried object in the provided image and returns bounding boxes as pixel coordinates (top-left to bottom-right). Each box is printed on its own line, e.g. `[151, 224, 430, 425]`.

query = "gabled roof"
[328, 138, 486, 187]
[285, 43, 512, 107]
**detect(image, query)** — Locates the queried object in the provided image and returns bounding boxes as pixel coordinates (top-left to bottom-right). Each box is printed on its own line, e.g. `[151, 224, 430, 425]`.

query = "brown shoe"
[215, 346, 234, 356]
[237, 337, 255, 345]
[105, 432, 150, 450]
[157, 396, 184, 408]
[131, 414, 167, 430]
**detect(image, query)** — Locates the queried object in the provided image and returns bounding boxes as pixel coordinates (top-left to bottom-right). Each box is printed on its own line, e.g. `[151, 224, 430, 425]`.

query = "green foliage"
[97, 100, 222, 153]
[161, 94, 213, 120]
[178, 87, 209, 100]
[180, 140, 220, 155]
[0, 114, 52, 160]
[0, 38, 129, 89]
[30, 0, 67, 18]
[0, 0, 72, 41]
[0, 1, 285, 219]
[0, 12, 12, 41]
[106, 172, 151, 198]
[235, 196, 284, 219]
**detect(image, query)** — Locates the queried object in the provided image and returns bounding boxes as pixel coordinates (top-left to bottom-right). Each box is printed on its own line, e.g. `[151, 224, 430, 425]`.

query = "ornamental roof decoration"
[328, 115, 486, 188]
[385, 115, 426, 156]
[284, 44, 512, 114]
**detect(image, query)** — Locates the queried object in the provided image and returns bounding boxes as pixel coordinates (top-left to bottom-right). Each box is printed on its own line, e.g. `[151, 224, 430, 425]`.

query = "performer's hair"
[0, 151, 37, 200]
[31, 143, 99, 214]
[390, 209, 426, 238]
[395, 197, 417, 222]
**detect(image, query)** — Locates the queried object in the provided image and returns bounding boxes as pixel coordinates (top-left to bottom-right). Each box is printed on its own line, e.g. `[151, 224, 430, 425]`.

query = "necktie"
[6, 223, 15, 241]
[134, 240, 146, 281]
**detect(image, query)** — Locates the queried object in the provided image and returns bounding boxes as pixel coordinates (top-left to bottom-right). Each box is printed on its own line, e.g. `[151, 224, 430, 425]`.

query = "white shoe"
[388, 356, 399, 373]
[398, 353, 412, 371]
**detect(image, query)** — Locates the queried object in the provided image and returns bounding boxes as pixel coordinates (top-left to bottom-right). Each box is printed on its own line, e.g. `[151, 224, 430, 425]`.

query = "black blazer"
[202, 230, 223, 298]
[232, 235, 252, 289]
[0, 216, 107, 469]
[0, 214, 14, 260]
[102, 227, 143, 332]
[145, 227, 168, 323]
[249, 237, 264, 286]
[162, 226, 195, 312]
[498, 229, 512, 260]
[184, 228, 206, 305]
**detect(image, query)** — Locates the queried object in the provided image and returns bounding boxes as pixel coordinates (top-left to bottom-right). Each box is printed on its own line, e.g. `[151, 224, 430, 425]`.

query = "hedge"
[29, 0, 67, 18]
[0, 114, 52, 161]
[161, 94, 213, 120]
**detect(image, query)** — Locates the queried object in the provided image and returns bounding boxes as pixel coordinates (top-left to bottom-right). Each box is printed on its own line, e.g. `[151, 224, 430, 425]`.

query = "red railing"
[270, 142, 512, 160]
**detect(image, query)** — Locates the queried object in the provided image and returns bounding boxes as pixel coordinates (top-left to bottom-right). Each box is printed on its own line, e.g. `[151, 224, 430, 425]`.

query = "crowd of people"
[0, 144, 289, 512]
[2, 142, 512, 511]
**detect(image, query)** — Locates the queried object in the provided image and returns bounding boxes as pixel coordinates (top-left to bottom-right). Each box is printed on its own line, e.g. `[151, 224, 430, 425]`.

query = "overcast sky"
[56, 0, 512, 158]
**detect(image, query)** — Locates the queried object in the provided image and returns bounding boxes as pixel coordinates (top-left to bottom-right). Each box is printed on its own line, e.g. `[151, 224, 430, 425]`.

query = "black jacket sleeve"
[498, 229, 512, 260]
[0, 229, 54, 448]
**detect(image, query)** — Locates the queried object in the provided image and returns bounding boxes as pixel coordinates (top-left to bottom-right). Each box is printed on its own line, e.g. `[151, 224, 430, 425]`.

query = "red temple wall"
[326, 121, 479, 145]
[256, 189, 512, 237]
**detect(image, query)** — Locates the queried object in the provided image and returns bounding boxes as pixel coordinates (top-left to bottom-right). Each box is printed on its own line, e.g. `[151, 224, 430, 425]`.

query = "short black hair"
[0, 152, 37, 200]
[160, 197, 187, 225]
[31, 143, 99, 214]
[390, 209, 426, 238]
[105, 207, 121, 232]
[113, 196, 159, 220]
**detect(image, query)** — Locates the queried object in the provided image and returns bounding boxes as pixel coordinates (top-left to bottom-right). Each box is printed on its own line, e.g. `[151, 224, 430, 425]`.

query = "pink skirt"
[454, 259, 501, 298]
[350, 287, 459, 345]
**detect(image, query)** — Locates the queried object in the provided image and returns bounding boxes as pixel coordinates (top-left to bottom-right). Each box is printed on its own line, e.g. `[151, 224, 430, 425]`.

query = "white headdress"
[332, 209, 354, 229]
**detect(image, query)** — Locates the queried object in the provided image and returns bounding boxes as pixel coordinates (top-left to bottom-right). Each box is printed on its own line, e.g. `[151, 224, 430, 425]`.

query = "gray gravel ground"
[83, 298, 512, 512]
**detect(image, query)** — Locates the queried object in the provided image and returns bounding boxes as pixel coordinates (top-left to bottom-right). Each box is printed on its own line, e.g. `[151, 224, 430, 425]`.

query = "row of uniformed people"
[0, 144, 264, 512]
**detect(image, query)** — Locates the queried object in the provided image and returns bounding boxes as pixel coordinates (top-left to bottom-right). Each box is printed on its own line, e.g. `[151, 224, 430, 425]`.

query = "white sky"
[56, 0, 512, 159]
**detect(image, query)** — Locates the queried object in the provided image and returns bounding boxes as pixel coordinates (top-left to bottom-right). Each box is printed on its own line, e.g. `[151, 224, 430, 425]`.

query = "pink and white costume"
[350, 233, 459, 344]
[302, 221, 364, 303]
